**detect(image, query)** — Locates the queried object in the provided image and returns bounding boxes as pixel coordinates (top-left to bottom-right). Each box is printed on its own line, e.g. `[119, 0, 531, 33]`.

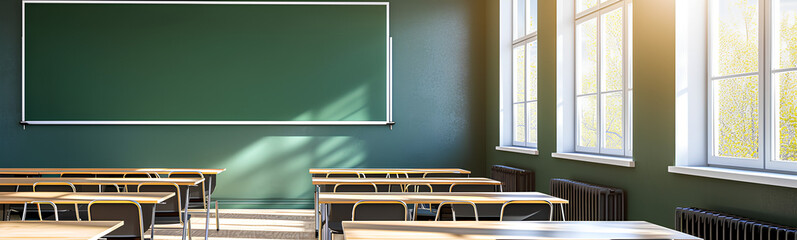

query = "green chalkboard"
[23, 2, 388, 124]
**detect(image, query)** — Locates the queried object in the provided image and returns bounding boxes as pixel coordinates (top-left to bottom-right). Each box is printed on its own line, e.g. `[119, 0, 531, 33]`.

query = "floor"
[147, 209, 316, 240]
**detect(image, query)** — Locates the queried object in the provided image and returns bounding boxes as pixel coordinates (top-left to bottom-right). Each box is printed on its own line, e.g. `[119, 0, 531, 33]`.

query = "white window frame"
[499, 0, 539, 152]
[706, 0, 797, 173]
[573, 0, 633, 157]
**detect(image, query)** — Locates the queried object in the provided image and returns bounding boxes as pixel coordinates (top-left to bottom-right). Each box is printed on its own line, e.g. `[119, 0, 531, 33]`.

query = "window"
[574, 0, 633, 157]
[708, 0, 797, 172]
[509, 0, 538, 149]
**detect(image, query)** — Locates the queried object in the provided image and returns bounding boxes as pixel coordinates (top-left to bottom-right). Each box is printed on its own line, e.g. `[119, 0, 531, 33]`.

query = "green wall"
[0, 0, 487, 207]
[485, 0, 797, 228]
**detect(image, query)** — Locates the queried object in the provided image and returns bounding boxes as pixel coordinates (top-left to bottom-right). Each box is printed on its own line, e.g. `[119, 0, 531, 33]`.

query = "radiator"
[676, 207, 797, 240]
[549, 178, 625, 221]
[490, 165, 534, 192]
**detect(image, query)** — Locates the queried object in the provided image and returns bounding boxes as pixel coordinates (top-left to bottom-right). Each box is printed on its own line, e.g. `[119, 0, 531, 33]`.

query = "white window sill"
[495, 146, 539, 155]
[551, 152, 635, 167]
[668, 166, 797, 189]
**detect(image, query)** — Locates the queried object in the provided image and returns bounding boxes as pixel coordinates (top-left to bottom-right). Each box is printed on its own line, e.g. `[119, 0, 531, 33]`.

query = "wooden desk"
[0, 168, 223, 240]
[0, 177, 204, 186]
[311, 177, 500, 186]
[309, 168, 471, 175]
[0, 168, 225, 175]
[0, 221, 123, 240]
[318, 192, 567, 204]
[0, 192, 174, 204]
[342, 221, 701, 240]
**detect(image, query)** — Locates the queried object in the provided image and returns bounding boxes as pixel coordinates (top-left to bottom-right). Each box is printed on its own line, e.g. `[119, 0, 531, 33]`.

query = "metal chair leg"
[215, 200, 219, 231]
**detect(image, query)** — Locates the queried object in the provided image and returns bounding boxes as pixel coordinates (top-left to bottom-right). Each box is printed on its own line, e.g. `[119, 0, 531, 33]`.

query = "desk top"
[0, 192, 174, 204]
[319, 192, 568, 204]
[309, 168, 471, 174]
[0, 221, 123, 240]
[0, 177, 204, 186]
[342, 221, 701, 240]
[312, 177, 500, 185]
[0, 168, 226, 175]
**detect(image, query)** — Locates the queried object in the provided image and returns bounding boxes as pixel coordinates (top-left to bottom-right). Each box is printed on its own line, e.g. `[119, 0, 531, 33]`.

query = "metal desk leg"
[183, 187, 190, 240]
[21, 202, 27, 221]
[151, 204, 157, 240]
[560, 203, 566, 221]
[205, 177, 212, 240]
[315, 185, 320, 240]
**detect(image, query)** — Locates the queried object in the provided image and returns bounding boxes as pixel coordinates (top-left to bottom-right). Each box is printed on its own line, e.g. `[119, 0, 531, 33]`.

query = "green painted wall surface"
[0, 0, 487, 207]
[485, 0, 797, 228]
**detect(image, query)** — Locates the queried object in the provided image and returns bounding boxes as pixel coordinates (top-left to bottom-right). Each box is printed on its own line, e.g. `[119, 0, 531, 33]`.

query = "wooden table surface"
[0, 177, 204, 186]
[0, 192, 174, 204]
[342, 221, 701, 240]
[309, 168, 471, 174]
[0, 221, 123, 240]
[311, 177, 500, 185]
[0, 168, 225, 175]
[319, 192, 568, 204]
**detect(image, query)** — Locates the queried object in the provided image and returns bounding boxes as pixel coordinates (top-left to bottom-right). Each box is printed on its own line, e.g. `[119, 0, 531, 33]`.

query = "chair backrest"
[423, 173, 466, 178]
[333, 183, 378, 192]
[32, 182, 76, 192]
[60, 172, 96, 178]
[137, 182, 183, 215]
[435, 201, 479, 221]
[352, 200, 408, 221]
[123, 173, 152, 178]
[500, 200, 553, 221]
[449, 183, 500, 192]
[325, 172, 362, 178]
[168, 171, 205, 199]
[88, 200, 144, 239]
[404, 183, 433, 193]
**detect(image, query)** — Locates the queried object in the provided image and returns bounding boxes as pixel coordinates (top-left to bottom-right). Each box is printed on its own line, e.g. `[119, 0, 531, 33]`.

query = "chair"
[404, 184, 434, 220]
[448, 183, 501, 220]
[31, 182, 80, 221]
[23, 201, 59, 221]
[88, 200, 145, 239]
[423, 173, 467, 178]
[61, 172, 100, 192]
[352, 200, 407, 221]
[325, 172, 362, 178]
[123, 172, 152, 192]
[499, 200, 554, 221]
[326, 183, 377, 237]
[168, 171, 218, 231]
[138, 182, 191, 239]
[333, 183, 378, 193]
[435, 201, 479, 221]
[449, 183, 501, 192]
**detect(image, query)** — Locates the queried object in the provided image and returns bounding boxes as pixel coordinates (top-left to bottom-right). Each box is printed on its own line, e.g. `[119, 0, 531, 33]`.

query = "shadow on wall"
[215, 135, 366, 200]
[213, 84, 373, 199]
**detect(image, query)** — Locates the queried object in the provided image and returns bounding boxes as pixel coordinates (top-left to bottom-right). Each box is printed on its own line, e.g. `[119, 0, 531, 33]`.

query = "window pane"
[713, 75, 760, 159]
[514, 103, 527, 143]
[514, 0, 527, 40]
[513, 45, 526, 103]
[577, 18, 598, 95]
[577, 0, 598, 14]
[711, 0, 759, 77]
[601, 8, 624, 92]
[627, 90, 633, 156]
[602, 92, 624, 150]
[577, 95, 598, 148]
[773, 0, 797, 69]
[527, 0, 538, 34]
[775, 71, 797, 161]
[527, 41, 538, 101]
[527, 102, 538, 145]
